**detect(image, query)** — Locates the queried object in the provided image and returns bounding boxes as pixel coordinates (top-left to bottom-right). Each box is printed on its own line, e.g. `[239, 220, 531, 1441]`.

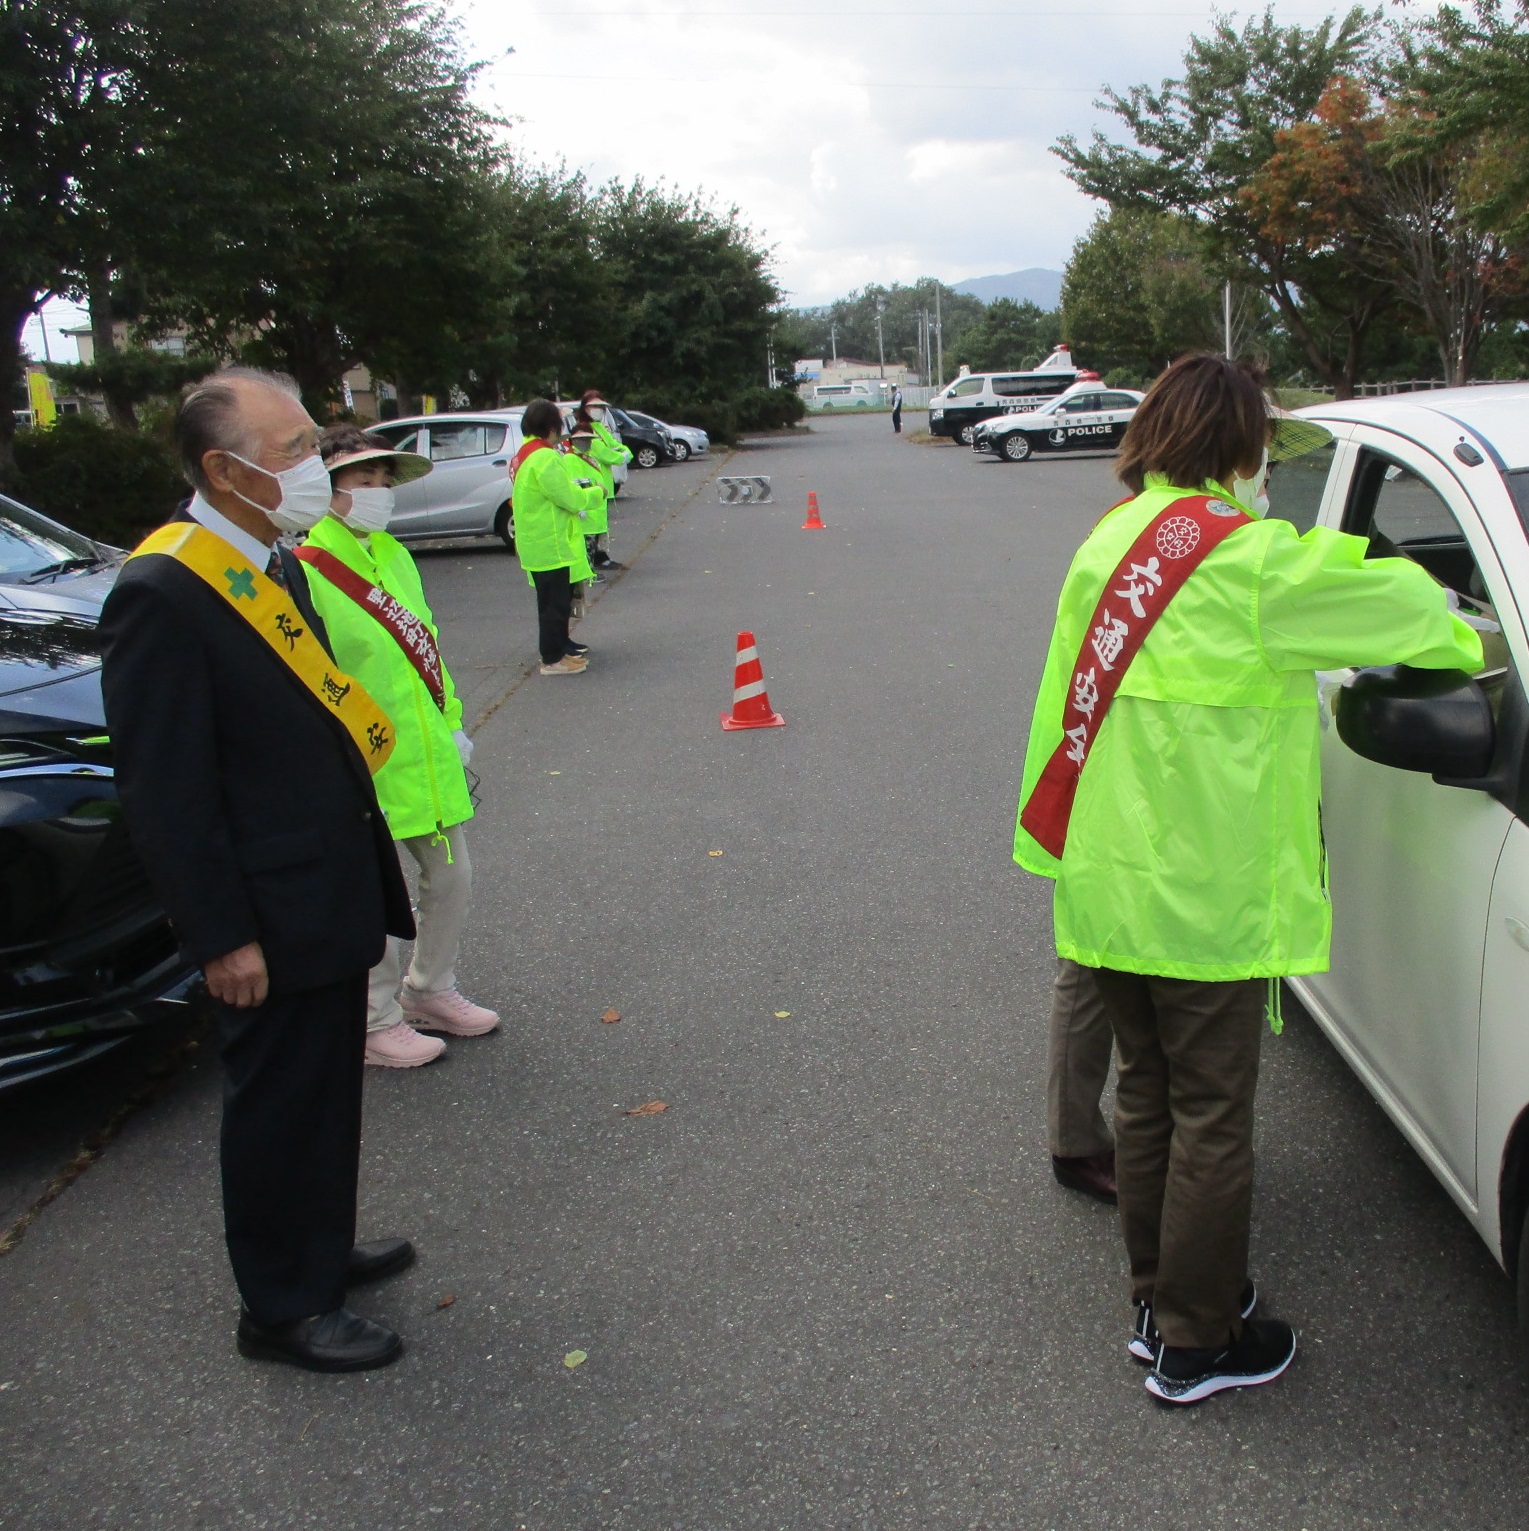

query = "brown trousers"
[1089, 967, 1265, 1351]
[1047, 959, 1115, 1159]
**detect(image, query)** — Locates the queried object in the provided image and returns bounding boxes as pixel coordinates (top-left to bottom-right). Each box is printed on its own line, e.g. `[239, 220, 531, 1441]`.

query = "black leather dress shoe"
[347, 1237, 415, 1286]
[237, 1307, 403, 1372]
[1052, 1150, 1118, 1204]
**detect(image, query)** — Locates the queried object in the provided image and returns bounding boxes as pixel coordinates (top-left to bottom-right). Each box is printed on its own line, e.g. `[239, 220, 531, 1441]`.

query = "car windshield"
[0, 495, 105, 584]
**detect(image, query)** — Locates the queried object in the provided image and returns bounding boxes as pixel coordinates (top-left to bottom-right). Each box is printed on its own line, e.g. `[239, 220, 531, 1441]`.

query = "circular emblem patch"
[1155, 515, 1201, 559]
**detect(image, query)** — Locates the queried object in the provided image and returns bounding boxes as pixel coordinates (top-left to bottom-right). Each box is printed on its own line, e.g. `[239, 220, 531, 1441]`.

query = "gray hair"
[176, 366, 301, 492]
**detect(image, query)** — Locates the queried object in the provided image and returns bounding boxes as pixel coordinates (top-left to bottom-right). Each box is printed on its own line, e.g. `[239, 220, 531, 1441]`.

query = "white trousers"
[367, 823, 473, 1032]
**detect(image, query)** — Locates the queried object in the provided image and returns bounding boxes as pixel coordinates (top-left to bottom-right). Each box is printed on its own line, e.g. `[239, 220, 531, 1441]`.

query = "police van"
[928, 345, 1098, 445]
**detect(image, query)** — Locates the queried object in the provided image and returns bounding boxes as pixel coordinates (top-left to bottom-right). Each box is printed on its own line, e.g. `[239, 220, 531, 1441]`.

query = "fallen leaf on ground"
[774, 1011, 792, 1018]
[564, 1350, 588, 1368]
[548, 770, 561, 775]
[624, 1100, 668, 1116]
[437, 1293, 456, 1309]
[708, 849, 724, 857]
[601, 1008, 621, 1024]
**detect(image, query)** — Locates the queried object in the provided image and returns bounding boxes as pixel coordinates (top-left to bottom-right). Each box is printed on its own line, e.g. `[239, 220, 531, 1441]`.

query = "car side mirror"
[1336, 665, 1494, 782]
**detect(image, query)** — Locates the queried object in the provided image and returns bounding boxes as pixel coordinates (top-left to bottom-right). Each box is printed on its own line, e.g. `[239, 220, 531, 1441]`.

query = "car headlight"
[931, 408, 944, 421]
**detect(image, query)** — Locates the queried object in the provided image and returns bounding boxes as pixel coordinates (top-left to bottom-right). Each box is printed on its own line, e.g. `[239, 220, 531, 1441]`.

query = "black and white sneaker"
[1144, 1317, 1296, 1405]
[1129, 1280, 1257, 1363]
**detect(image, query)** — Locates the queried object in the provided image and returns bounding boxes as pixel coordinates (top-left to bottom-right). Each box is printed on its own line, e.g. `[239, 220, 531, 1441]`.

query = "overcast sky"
[23, 0, 1427, 361]
[467, 0, 1395, 307]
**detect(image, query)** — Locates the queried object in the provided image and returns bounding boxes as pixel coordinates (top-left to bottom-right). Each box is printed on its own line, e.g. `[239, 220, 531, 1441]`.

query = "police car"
[970, 384, 1144, 461]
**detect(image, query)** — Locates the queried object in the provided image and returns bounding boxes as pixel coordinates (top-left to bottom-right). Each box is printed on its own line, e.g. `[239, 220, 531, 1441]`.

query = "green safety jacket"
[302, 514, 473, 840]
[1013, 475, 1485, 981]
[584, 419, 631, 536]
[513, 444, 600, 584]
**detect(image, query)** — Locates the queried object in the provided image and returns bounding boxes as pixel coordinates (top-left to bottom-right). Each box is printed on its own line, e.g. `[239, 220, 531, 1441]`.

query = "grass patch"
[1273, 387, 1335, 410]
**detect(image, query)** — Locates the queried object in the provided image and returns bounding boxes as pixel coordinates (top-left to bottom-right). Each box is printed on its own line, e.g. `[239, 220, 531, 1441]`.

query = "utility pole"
[830, 318, 838, 366]
[875, 298, 886, 379]
[1224, 280, 1233, 359]
[934, 285, 944, 390]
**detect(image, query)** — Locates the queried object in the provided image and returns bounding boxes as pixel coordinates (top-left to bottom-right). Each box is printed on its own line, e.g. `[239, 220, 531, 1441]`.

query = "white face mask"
[227, 451, 333, 532]
[340, 485, 395, 533]
[586, 405, 606, 420]
[1230, 447, 1271, 516]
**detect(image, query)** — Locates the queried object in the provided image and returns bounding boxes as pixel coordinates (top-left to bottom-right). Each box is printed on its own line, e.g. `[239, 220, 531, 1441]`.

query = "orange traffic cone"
[721, 631, 785, 731]
[802, 491, 825, 530]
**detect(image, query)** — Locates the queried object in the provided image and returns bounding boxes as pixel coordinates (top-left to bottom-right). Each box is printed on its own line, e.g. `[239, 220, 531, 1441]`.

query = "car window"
[0, 494, 102, 582]
[950, 377, 985, 398]
[372, 426, 421, 453]
[429, 423, 488, 461]
[1102, 392, 1138, 409]
[482, 423, 507, 454]
[1344, 447, 1510, 675]
[1264, 440, 1338, 535]
[1060, 394, 1099, 413]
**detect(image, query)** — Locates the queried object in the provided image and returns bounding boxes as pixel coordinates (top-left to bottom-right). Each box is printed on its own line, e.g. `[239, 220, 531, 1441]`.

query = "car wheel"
[671, 440, 690, 462]
[956, 423, 975, 447]
[494, 501, 515, 553]
[1002, 432, 1033, 462]
[634, 444, 660, 469]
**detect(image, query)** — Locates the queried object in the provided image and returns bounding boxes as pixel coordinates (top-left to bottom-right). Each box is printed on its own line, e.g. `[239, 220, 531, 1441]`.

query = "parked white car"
[1266, 382, 1529, 1333]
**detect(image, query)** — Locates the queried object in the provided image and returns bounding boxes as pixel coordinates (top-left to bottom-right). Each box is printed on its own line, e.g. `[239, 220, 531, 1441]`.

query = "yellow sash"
[129, 522, 396, 774]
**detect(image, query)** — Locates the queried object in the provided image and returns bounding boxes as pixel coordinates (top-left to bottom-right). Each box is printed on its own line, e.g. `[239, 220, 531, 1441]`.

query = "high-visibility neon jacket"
[1013, 474, 1485, 981]
[583, 419, 631, 536]
[513, 445, 600, 583]
[566, 445, 609, 535]
[301, 514, 473, 840]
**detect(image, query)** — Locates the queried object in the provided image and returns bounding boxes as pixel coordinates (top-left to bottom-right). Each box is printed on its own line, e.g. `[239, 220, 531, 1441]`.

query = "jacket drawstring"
[1267, 977, 1284, 1036]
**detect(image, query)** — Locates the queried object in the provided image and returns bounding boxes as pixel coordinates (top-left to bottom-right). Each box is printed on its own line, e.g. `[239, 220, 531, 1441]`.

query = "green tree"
[592, 181, 781, 405]
[1061, 208, 1222, 377]
[949, 298, 1061, 372]
[1054, 6, 1397, 397]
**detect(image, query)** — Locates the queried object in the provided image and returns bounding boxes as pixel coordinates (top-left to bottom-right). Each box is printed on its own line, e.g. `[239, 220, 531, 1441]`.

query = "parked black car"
[0, 494, 198, 1088]
[608, 406, 674, 469]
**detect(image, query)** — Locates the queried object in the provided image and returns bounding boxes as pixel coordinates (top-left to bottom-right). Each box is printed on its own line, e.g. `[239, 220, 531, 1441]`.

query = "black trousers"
[892, 406, 902, 433]
[531, 565, 572, 665]
[218, 973, 368, 1326]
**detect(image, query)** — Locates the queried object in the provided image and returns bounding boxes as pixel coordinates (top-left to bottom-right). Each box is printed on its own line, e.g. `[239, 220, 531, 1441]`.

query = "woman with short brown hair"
[1013, 352, 1483, 1404]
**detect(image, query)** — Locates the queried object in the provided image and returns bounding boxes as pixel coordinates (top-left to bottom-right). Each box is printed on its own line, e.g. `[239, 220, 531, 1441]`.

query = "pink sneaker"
[401, 987, 500, 1037]
[365, 1020, 446, 1068]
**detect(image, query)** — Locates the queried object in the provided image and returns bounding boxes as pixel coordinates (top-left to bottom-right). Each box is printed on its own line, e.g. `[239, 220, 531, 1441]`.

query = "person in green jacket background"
[303, 425, 501, 1069]
[510, 399, 603, 676]
[1012, 354, 1483, 1406]
[574, 389, 632, 571]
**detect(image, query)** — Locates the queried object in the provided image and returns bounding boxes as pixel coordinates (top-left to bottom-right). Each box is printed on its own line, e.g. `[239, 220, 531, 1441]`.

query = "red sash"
[509, 438, 551, 482]
[1019, 494, 1253, 859]
[295, 546, 447, 711]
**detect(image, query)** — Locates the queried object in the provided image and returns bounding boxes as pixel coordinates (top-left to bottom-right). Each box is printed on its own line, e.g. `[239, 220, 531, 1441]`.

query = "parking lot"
[3, 411, 1529, 1529]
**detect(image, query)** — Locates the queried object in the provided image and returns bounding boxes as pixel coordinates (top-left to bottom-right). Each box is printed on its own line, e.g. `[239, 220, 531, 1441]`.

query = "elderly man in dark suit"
[99, 368, 417, 1372]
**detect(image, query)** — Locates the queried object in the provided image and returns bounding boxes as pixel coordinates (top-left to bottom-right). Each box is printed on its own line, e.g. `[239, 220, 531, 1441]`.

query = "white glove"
[453, 729, 473, 766]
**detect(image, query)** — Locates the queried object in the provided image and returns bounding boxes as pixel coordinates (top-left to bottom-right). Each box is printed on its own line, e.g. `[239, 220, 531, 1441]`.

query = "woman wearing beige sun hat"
[296, 423, 500, 1068]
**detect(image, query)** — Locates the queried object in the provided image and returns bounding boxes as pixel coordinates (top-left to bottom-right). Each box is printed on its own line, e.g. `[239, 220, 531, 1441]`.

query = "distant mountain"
[952, 269, 1064, 310]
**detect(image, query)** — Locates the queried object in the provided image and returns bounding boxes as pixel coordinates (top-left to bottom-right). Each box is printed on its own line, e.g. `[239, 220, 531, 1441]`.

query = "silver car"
[369, 411, 525, 548]
[622, 409, 709, 462]
[1267, 382, 1529, 1338]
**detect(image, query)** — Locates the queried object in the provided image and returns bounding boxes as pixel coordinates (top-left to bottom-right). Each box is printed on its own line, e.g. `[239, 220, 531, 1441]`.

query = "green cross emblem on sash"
[225, 566, 257, 600]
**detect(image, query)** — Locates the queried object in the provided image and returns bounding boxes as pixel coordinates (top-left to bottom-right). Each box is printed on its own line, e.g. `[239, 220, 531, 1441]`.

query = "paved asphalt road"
[4, 414, 1529, 1529]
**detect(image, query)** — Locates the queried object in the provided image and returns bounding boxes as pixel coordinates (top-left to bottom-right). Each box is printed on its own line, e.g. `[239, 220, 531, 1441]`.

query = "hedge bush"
[12, 414, 188, 549]
[634, 385, 805, 445]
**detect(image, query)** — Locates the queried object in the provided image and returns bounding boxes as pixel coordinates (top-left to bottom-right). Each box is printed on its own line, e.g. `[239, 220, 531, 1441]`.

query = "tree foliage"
[1061, 209, 1223, 379]
[948, 299, 1061, 373]
[778, 282, 984, 379]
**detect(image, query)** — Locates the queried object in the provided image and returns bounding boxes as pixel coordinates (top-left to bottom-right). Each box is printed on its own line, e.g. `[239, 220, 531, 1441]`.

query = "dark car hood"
[0, 610, 106, 729]
[0, 557, 121, 620]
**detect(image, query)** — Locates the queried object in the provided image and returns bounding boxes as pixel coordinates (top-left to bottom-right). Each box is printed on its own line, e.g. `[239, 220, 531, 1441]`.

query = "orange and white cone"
[721, 631, 785, 731]
[802, 491, 825, 530]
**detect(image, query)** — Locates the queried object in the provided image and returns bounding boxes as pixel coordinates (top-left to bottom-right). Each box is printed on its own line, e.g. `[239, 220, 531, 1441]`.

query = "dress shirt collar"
[186, 492, 275, 571]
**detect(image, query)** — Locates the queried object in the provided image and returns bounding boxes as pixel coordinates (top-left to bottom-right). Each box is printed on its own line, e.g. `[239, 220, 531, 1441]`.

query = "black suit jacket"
[98, 516, 414, 994]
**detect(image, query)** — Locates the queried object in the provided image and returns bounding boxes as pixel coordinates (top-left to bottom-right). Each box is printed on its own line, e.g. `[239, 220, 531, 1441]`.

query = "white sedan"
[1268, 382, 1529, 1335]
